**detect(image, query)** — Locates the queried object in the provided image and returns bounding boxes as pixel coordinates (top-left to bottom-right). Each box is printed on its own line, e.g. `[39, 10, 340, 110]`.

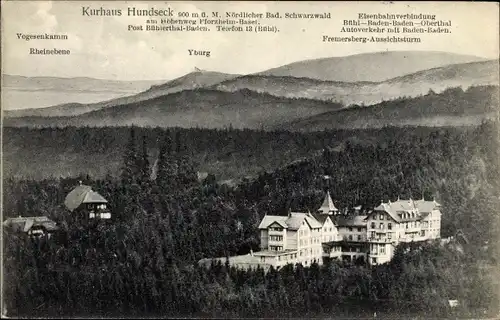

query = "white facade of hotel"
[201, 192, 442, 270]
[254, 192, 442, 268]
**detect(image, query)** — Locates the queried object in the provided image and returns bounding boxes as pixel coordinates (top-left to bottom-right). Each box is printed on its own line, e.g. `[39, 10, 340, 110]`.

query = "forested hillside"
[282, 85, 499, 130]
[4, 125, 448, 181]
[3, 120, 500, 318]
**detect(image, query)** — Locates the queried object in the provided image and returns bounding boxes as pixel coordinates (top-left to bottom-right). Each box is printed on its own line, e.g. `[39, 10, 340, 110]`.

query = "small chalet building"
[64, 183, 111, 221]
[3, 216, 59, 238]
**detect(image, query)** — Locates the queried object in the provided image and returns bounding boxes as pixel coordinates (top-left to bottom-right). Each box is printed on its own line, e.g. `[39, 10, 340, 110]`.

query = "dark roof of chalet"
[333, 215, 367, 227]
[371, 198, 440, 222]
[311, 213, 332, 225]
[3, 216, 59, 232]
[64, 185, 108, 212]
[322, 240, 344, 248]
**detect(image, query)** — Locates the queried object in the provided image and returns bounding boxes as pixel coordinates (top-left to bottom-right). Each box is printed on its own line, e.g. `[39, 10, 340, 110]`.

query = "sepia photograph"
[1, 1, 499, 318]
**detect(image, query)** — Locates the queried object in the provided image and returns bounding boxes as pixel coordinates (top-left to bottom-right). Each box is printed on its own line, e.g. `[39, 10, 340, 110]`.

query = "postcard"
[2, 1, 499, 318]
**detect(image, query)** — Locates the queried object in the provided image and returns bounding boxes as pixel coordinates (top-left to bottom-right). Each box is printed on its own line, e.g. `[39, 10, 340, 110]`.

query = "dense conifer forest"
[3, 121, 500, 318]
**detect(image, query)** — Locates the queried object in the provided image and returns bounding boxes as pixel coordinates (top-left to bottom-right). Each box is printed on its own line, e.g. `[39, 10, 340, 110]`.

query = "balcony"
[367, 237, 393, 243]
[269, 240, 284, 247]
[368, 250, 388, 257]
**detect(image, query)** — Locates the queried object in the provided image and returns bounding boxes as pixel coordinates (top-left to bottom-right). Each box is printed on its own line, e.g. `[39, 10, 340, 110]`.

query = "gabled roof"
[312, 213, 332, 225]
[64, 185, 108, 212]
[319, 191, 338, 214]
[82, 191, 108, 204]
[258, 212, 322, 230]
[334, 215, 367, 227]
[371, 198, 440, 222]
[258, 216, 287, 229]
[3, 216, 58, 233]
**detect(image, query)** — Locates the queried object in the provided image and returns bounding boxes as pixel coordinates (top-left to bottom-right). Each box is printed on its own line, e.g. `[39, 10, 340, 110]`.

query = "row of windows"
[373, 246, 386, 254]
[401, 212, 418, 219]
[299, 248, 322, 257]
[277, 253, 297, 261]
[269, 227, 283, 232]
[369, 231, 393, 240]
[89, 212, 111, 219]
[87, 204, 107, 210]
[323, 235, 336, 242]
[370, 222, 393, 230]
[347, 235, 364, 241]
[299, 238, 322, 246]
[269, 235, 283, 241]
[405, 221, 419, 229]
[347, 227, 364, 232]
[270, 246, 283, 251]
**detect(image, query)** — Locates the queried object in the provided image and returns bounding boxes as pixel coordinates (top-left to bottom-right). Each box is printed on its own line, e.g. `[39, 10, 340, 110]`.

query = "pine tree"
[121, 126, 140, 185]
[175, 131, 198, 189]
[156, 130, 178, 194]
[139, 135, 150, 185]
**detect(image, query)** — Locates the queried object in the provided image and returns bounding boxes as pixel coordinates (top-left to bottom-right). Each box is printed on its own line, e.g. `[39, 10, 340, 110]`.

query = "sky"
[1, 1, 499, 81]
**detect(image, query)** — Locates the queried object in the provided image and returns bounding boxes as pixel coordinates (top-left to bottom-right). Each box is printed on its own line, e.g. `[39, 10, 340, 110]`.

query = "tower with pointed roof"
[319, 191, 339, 215]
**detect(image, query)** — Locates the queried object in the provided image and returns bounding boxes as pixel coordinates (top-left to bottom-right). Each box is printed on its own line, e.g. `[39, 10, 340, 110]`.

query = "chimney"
[250, 249, 254, 256]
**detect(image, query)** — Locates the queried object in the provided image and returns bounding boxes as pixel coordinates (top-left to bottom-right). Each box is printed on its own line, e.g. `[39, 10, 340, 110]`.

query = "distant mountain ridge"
[3, 51, 498, 130]
[2, 74, 166, 112]
[213, 59, 499, 106]
[4, 71, 239, 118]
[277, 85, 500, 131]
[257, 51, 488, 82]
[3, 88, 342, 129]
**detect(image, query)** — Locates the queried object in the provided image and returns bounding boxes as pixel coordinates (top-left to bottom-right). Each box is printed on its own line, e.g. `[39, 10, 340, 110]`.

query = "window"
[357, 235, 361, 241]
[380, 214, 384, 220]
[370, 231, 376, 239]
[100, 212, 111, 219]
[348, 235, 353, 241]
[380, 246, 386, 254]
[387, 232, 392, 240]
[348, 227, 353, 232]
[388, 223, 392, 230]
[89, 213, 95, 219]
[371, 222, 376, 229]
[356, 247, 360, 253]
[379, 223, 384, 230]
[421, 230, 426, 237]
[329, 227, 332, 232]
[357, 227, 362, 232]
